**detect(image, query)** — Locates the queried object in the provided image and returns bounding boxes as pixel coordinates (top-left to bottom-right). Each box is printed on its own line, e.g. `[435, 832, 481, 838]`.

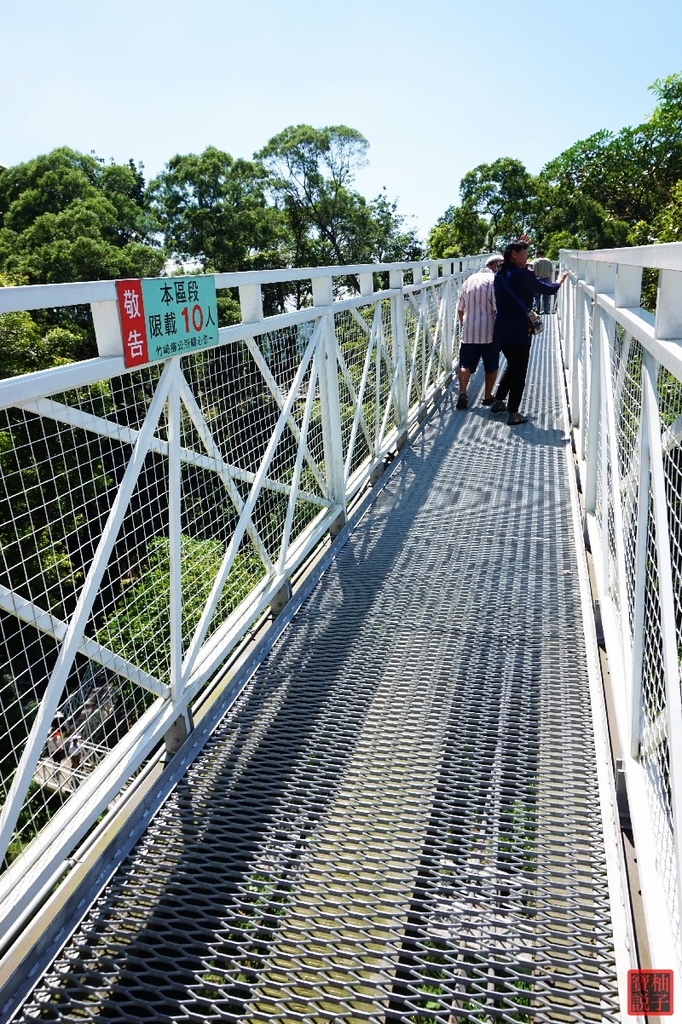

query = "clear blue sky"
[3, 0, 681, 241]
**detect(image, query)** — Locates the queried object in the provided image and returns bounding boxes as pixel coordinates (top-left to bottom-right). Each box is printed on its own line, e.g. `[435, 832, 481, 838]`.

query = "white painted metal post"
[598, 310, 611, 595]
[313, 276, 347, 531]
[584, 295, 601, 515]
[442, 262, 454, 374]
[168, 360, 183, 703]
[629, 391, 650, 759]
[563, 274, 578, 428]
[614, 263, 642, 312]
[574, 281, 587, 448]
[655, 269, 682, 340]
[239, 283, 264, 325]
[390, 270, 409, 441]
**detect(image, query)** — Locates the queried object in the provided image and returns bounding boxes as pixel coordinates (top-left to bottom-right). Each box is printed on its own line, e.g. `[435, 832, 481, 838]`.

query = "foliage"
[427, 205, 488, 259]
[0, 148, 164, 285]
[429, 72, 682, 262]
[531, 72, 682, 250]
[458, 158, 534, 251]
[148, 147, 285, 273]
[652, 180, 682, 242]
[256, 125, 422, 273]
[96, 534, 263, 686]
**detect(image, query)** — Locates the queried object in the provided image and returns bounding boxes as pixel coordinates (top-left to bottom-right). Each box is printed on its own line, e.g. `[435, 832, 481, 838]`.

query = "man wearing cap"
[455, 254, 503, 410]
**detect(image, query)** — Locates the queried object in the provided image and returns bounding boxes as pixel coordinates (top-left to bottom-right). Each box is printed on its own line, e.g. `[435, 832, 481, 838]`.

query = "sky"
[3, 0, 682, 242]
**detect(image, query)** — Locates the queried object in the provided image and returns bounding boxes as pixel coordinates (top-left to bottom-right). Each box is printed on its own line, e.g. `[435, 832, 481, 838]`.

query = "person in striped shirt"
[455, 254, 502, 410]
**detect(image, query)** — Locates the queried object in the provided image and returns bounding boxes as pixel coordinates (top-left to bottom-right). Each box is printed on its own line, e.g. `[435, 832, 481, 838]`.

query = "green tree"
[148, 147, 285, 273]
[256, 124, 419, 273]
[427, 205, 488, 259]
[533, 73, 682, 249]
[458, 158, 534, 250]
[0, 148, 164, 285]
[0, 273, 83, 378]
[653, 180, 682, 242]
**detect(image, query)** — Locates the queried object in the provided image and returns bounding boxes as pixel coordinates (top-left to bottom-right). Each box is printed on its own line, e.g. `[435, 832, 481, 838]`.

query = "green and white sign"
[141, 275, 219, 362]
[117, 274, 220, 367]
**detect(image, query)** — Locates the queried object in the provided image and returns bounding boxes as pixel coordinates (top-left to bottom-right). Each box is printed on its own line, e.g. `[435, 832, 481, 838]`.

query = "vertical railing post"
[164, 358, 194, 755]
[390, 269, 409, 445]
[313, 276, 347, 535]
[614, 263, 643, 312]
[584, 297, 600, 515]
[168, 359, 183, 703]
[597, 309, 611, 595]
[442, 260, 454, 376]
[629, 383, 650, 760]
[569, 279, 581, 428]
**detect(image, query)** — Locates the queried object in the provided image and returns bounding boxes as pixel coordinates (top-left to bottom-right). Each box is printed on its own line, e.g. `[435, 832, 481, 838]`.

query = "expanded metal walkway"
[12, 320, 621, 1023]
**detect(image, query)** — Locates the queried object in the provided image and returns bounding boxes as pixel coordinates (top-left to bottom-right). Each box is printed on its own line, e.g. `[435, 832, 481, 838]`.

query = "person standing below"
[455, 254, 503, 410]
[489, 239, 568, 426]
[533, 249, 554, 314]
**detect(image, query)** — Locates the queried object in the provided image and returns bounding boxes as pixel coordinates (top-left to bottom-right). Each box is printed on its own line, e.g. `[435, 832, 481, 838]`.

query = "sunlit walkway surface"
[14, 319, 619, 1022]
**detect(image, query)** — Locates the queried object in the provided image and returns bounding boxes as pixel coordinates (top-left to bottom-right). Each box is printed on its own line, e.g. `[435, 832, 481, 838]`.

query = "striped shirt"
[457, 268, 497, 346]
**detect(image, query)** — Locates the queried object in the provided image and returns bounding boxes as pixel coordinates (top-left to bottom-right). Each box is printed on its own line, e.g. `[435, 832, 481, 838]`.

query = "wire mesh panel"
[333, 300, 400, 486]
[658, 366, 682, 662]
[404, 285, 449, 417]
[615, 331, 643, 628]
[10, 317, 621, 1023]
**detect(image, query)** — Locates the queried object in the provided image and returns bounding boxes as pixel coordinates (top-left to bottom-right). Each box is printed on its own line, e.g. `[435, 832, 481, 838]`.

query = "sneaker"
[481, 397, 495, 407]
[490, 400, 507, 414]
[507, 413, 528, 426]
[456, 393, 468, 410]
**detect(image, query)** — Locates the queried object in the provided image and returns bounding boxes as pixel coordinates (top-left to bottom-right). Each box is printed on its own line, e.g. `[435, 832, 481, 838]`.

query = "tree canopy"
[255, 125, 420, 269]
[147, 147, 284, 272]
[428, 72, 682, 259]
[0, 148, 164, 284]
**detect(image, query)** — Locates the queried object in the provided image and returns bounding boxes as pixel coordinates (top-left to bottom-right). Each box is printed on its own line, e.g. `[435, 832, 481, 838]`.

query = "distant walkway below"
[14, 318, 620, 1023]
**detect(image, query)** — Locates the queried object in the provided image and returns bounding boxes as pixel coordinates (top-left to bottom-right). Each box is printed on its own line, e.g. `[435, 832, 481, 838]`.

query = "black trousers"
[494, 343, 531, 415]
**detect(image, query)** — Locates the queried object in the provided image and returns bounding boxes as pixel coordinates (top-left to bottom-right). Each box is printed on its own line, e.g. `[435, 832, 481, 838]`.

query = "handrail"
[558, 245, 682, 974]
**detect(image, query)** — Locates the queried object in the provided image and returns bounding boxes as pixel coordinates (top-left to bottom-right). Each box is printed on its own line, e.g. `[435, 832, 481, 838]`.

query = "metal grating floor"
[13, 321, 622, 1023]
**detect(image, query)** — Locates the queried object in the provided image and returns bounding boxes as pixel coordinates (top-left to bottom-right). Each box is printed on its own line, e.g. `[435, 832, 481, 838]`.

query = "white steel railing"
[0, 255, 484, 939]
[558, 242, 682, 973]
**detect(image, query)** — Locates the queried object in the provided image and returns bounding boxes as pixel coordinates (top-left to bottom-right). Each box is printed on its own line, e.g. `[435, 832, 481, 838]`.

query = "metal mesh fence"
[404, 284, 448, 413]
[333, 300, 399, 484]
[0, 272, 458, 925]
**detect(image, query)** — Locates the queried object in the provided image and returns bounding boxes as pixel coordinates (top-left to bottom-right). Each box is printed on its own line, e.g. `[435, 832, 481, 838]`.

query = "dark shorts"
[459, 342, 500, 374]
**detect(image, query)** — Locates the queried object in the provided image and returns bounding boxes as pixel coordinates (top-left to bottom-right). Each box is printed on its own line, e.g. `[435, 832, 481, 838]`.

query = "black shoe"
[507, 413, 528, 426]
[456, 393, 468, 410]
[490, 400, 507, 414]
[481, 397, 495, 406]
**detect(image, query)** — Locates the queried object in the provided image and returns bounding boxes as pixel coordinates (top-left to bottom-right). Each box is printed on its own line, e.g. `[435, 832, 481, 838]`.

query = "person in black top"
[489, 239, 568, 425]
